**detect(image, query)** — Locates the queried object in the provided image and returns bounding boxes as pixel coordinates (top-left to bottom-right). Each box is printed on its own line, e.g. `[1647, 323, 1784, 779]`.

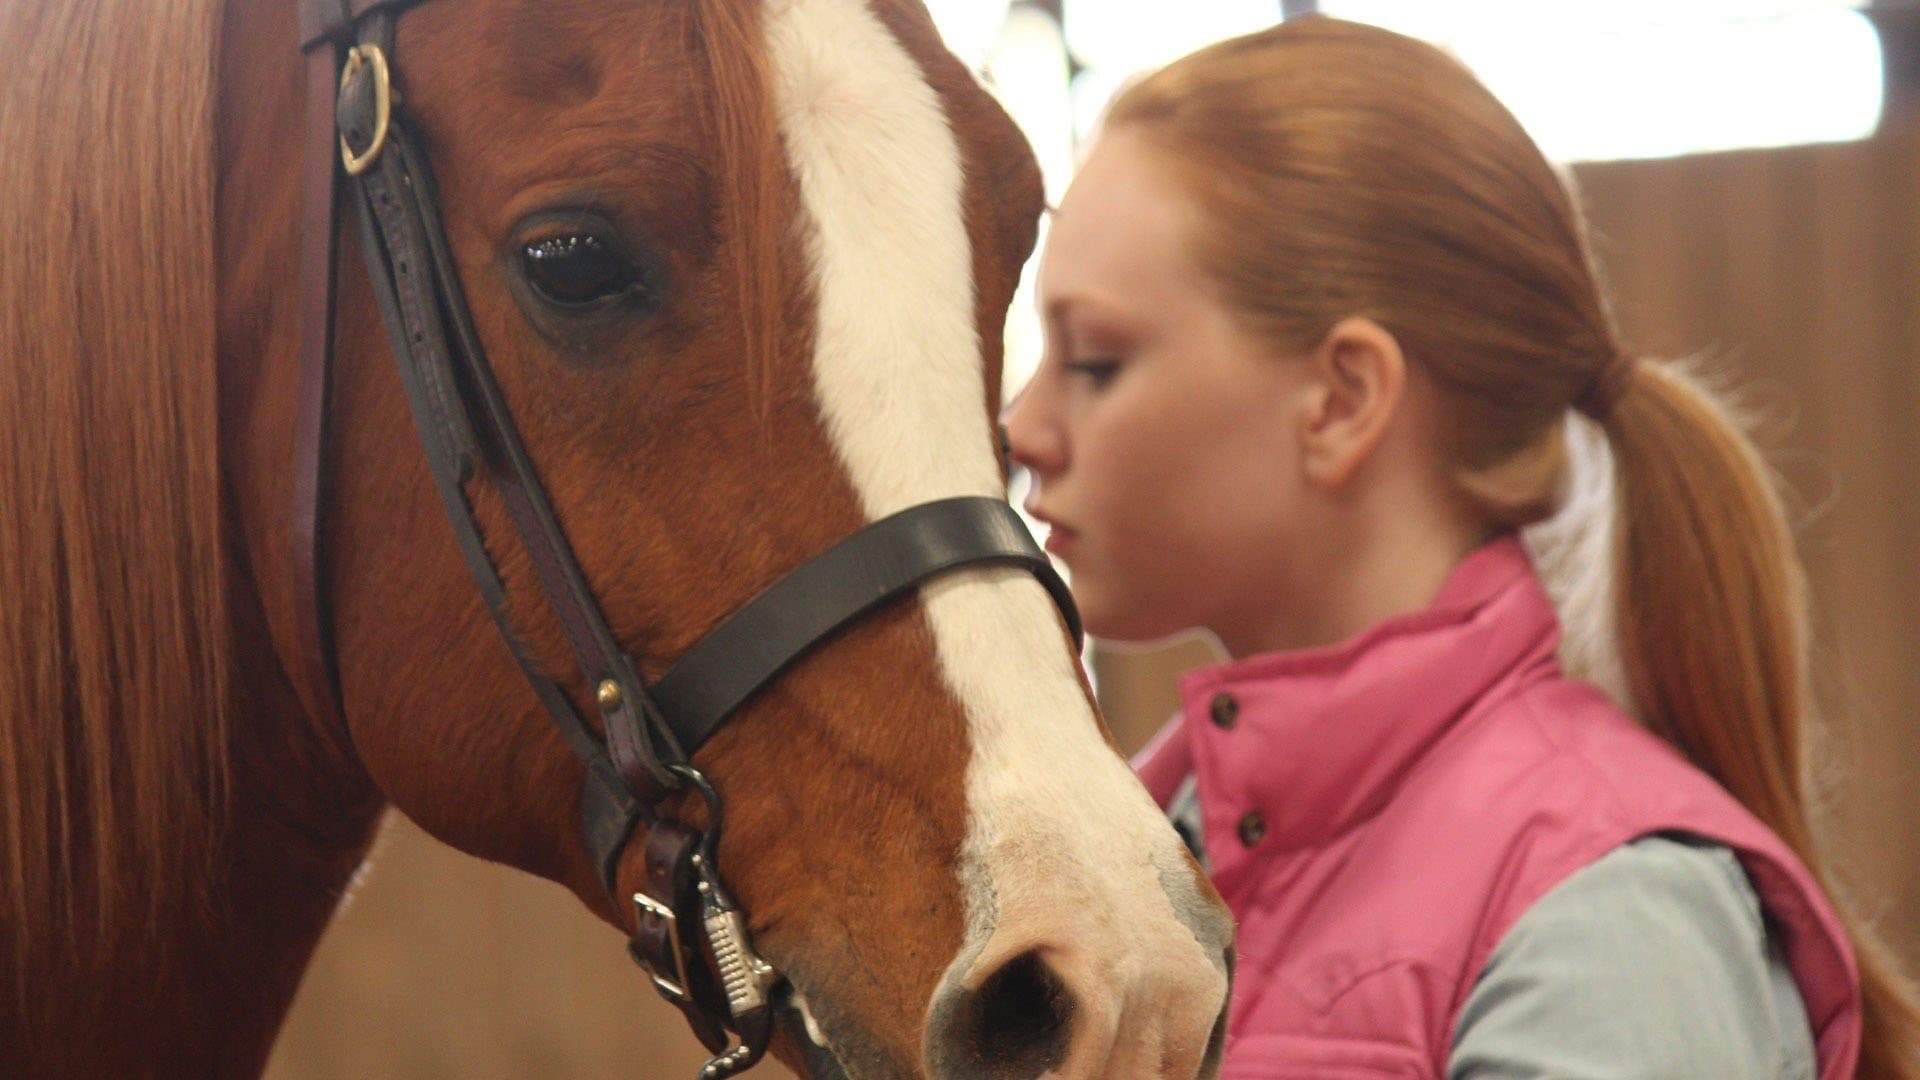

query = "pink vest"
[1135, 537, 1861, 1079]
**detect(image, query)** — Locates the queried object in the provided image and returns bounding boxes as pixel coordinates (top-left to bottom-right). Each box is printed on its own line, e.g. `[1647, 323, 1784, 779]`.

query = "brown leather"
[298, 0, 348, 49]
[636, 824, 691, 979]
[635, 823, 730, 1054]
[301, 0, 417, 50]
[290, 43, 344, 726]
[339, 93, 681, 804]
[652, 496, 1079, 753]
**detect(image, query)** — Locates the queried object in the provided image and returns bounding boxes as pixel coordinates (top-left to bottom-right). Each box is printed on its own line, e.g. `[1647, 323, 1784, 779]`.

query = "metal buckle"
[632, 890, 694, 1005]
[338, 44, 392, 176]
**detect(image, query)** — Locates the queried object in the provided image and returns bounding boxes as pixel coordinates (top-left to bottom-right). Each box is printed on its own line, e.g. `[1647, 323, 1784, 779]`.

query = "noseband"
[293, 5, 1080, 1076]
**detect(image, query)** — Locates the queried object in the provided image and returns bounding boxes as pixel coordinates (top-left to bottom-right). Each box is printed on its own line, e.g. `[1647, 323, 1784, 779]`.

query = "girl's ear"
[1298, 317, 1407, 489]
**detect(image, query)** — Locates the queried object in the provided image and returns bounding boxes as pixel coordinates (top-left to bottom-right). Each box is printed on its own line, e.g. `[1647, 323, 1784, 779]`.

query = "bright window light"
[1321, 1, 1884, 160]
[988, 8, 1077, 203]
[924, 0, 1012, 70]
[986, 8, 1073, 407]
[1061, 0, 1278, 76]
[930, 1, 1888, 419]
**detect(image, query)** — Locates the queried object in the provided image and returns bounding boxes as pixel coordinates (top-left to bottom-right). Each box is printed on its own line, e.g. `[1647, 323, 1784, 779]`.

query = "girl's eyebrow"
[1047, 291, 1139, 333]
[1039, 297, 1068, 354]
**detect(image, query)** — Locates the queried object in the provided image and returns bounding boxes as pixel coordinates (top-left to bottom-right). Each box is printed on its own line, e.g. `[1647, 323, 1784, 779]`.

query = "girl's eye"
[1064, 360, 1120, 387]
[520, 232, 644, 309]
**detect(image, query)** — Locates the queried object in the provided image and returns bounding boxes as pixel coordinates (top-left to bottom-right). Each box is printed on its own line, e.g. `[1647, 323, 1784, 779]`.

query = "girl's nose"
[1000, 385, 1065, 478]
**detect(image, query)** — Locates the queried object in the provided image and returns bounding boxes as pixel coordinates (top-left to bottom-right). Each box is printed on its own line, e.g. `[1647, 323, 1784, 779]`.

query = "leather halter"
[294, 4, 1079, 1076]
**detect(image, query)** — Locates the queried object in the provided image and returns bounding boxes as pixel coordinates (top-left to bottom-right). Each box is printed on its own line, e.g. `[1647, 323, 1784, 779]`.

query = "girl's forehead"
[1044, 139, 1203, 298]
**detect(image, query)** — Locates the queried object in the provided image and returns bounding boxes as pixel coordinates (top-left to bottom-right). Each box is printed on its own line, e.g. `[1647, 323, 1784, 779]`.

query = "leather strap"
[632, 823, 732, 1054]
[631, 812, 776, 1077]
[328, 18, 668, 895]
[301, 0, 421, 51]
[291, 41, 347, 727]
[336, 28, 685, 806]
[653, 496, 1079, 755]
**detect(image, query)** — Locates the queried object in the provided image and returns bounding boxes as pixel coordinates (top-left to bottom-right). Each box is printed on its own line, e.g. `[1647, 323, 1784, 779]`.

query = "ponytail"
[1601, 359, 1920, 1079]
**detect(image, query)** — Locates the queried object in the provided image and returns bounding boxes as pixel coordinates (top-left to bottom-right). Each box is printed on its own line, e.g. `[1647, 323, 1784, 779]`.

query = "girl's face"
[1004, 130, 1321, 646]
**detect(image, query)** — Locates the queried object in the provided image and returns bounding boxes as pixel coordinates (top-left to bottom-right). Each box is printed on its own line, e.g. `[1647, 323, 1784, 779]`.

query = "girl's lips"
[1043, 526, 1078, 556]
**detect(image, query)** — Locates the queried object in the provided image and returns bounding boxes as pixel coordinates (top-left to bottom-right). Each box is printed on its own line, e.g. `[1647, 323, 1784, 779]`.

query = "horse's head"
[313, 1, 1230, 1074]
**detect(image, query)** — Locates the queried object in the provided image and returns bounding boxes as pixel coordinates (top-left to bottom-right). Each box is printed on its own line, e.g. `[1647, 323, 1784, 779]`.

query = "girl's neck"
[1217, 507, 1494, 660]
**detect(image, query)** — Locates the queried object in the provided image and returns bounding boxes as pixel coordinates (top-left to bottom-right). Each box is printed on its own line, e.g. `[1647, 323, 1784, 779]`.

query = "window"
[926, 1, 1885, 394]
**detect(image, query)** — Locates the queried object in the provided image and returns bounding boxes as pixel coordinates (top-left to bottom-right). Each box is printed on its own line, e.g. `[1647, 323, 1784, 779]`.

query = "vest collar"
[1174, 534, 1563, 865]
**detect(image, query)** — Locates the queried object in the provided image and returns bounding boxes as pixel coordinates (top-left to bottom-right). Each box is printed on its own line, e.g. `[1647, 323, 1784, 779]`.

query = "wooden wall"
[267, 117, 1920, 1080]
[1579, 124, 1920, 963]
[263, 814, 742, 1078]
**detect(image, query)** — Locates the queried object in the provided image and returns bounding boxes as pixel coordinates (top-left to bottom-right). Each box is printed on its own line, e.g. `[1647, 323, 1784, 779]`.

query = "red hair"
[0, 0, 232, 1022]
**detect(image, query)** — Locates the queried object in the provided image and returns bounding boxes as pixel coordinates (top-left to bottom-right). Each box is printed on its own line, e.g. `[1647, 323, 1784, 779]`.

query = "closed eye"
[1063, 359, 1120, 387]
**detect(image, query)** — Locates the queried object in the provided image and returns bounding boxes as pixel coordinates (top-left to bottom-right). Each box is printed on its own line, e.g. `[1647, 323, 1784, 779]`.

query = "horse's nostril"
[927, 949, 1076, 1078]
[976, 951, 1074, 1065]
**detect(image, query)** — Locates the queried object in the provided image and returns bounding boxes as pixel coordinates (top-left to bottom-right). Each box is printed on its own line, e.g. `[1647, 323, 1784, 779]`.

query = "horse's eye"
[520, 232, 642, 308]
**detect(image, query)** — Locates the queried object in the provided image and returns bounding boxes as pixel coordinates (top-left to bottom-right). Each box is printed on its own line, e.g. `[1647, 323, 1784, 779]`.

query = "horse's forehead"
[457, 0, 1022, 204]
[760, 0, 1002, 517]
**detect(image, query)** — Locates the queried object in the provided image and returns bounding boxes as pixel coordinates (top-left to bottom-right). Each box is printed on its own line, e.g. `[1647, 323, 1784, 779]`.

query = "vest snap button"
[1209, 691, 1239, 730]
[1237, 810, 1266, 848]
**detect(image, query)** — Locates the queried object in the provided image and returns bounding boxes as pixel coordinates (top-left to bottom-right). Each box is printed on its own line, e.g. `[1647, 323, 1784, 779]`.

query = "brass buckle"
[631, 891, 694, 1005]
[338, 44, 392, 177]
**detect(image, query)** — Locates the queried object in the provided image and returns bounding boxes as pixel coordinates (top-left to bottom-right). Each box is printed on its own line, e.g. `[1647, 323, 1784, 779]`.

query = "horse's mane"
[0, 0, 232, 989]
[0, 0, 783, 997]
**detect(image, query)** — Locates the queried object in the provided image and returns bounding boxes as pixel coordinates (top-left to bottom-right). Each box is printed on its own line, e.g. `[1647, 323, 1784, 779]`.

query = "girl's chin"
[1076, 597, 1192, 649]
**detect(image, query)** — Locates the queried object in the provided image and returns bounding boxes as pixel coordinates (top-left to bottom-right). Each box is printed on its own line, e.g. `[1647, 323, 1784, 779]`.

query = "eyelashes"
[1063, 359, 1120, 388]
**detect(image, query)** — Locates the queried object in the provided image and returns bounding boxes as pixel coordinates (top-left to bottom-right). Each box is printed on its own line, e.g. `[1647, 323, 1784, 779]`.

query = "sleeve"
[1447, 831, 1817, 1080]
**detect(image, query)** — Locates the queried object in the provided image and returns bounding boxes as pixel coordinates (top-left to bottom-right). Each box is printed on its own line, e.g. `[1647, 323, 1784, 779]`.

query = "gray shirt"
[1165, 781, 1815, 1077]
[1449, 831, 1815, 1079]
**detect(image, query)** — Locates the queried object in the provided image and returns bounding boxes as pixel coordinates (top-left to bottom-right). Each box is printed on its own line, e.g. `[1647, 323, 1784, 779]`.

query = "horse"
[0, 0, 1233, 1076]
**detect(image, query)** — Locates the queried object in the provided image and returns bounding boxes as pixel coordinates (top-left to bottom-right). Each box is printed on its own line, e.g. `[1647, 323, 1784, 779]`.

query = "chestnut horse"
[0, 0, 1231, 1076]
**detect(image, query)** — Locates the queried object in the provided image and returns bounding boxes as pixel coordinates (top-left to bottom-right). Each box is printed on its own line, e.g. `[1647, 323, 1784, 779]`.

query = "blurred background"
[266, 2, 1920, 1076]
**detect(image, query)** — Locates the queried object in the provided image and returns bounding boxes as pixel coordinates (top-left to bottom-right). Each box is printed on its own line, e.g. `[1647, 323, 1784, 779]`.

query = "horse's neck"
[203, 668, 389, 1074]
[45, 531, 384, 1074]
[154, 715, 385, 1078]
[9, 682, 384, 1079]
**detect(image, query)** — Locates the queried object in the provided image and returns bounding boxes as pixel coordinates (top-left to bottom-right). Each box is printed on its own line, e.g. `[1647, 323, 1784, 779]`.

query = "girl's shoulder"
[1449, 830, 1816, 1080]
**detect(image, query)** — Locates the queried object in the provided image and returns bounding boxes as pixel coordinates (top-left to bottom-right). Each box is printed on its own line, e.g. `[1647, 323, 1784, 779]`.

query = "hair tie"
[1574, 354, 1638, 421]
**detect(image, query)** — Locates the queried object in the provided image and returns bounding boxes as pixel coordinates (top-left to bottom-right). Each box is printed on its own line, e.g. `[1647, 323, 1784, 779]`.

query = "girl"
[1002, 16, 1919, 1079]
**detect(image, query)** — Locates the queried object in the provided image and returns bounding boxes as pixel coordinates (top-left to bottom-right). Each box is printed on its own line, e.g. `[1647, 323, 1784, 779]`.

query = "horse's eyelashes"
[520, 231, 645, 310]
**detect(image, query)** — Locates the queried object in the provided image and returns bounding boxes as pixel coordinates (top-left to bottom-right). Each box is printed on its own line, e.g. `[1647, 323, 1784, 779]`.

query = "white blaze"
[759, 0, 1220, 1045]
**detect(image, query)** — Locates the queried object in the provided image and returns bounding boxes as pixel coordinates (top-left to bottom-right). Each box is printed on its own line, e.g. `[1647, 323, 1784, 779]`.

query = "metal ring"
[339, 44, 393, 177]
[668, 764, 725, 840]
